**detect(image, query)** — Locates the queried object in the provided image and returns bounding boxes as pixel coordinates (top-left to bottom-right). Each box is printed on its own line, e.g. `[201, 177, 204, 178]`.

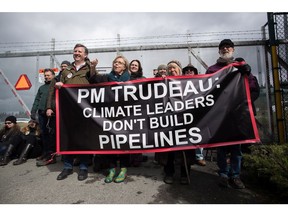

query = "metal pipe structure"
[267, 12, 285, 143]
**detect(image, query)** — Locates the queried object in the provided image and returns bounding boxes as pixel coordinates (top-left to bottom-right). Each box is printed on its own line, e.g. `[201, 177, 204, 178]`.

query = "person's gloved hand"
[234, 58, 251, 75]
[237, 64, 251, 75]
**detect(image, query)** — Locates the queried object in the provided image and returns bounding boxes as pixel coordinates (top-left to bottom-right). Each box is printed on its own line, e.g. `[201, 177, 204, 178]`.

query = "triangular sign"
[15, 74, 32, 90]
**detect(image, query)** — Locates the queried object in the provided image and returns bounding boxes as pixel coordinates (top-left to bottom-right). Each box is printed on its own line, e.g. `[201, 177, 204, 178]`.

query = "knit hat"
[167, 60, 182, 76]
[5, 116, 17, 124]
[167, 60, 182, 69]
[182, 64, 198, 75]
[157, 64, 167, 71]
[219, 39, 234, 49]
[61, 60, 71, 66]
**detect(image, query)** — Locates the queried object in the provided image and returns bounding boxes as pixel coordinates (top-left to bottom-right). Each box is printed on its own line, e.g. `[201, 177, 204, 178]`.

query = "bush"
[243, 144, 288, 199]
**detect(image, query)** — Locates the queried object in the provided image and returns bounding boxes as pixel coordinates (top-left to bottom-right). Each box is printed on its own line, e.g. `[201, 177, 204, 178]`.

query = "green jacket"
[60, 62, 90, 85]
[31, 82, 51, 114]
[46, 61, 90, 112]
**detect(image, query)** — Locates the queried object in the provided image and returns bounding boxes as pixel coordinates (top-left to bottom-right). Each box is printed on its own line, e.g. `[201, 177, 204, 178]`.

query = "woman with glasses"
[107, 55, 131, 82]
[105, 55, 131, 183]
[90, 55, 131, 183]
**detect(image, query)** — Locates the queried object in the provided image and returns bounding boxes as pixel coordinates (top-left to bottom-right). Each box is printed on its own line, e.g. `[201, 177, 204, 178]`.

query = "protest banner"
[56, 63, 260, 154]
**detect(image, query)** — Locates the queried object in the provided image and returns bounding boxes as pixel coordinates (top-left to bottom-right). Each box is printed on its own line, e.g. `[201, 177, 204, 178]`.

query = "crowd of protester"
[0, 39, 260, 189]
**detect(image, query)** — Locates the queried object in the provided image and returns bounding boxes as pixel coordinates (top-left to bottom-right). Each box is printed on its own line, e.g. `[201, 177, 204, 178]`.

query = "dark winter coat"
[46, 78, 57, 112]
[31, 81, 51, 114]
[0, 124, 21, 155]
[60, 61, 90, 85]
[0, 124, 21, 143]
[46, 60, 92, 112]
[206, 57, 260, 115]
[130, 72, 145, 80]
[88, 73, 109, 84]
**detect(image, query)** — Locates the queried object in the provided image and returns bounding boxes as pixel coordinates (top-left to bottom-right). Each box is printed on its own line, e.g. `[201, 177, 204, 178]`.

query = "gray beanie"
[157, 64, 167, 71]
[167, 60, 182, 70]
[61, 60, 71, 66]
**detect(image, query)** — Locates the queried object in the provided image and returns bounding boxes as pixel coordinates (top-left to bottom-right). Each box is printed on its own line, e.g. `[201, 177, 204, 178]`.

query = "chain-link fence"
[275, 13, 288, 143]
[263, 13, 288, 143]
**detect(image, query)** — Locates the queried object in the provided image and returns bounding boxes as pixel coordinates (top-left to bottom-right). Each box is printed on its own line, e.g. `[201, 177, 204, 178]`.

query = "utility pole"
[117, 34, 120, 56]
[50, 38, 55, 68]
[257, 47, 263, 86]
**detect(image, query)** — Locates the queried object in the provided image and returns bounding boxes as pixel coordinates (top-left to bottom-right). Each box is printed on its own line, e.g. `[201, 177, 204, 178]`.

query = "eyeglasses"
[5, 122, 12, 125]
[114, 61, 125, 65]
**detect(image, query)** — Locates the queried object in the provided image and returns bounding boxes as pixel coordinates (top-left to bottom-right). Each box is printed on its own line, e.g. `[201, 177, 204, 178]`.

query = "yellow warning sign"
[15, 74, 32, 90]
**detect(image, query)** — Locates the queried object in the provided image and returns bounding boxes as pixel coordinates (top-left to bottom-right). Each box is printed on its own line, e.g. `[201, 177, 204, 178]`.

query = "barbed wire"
[0, 30, 267, 53]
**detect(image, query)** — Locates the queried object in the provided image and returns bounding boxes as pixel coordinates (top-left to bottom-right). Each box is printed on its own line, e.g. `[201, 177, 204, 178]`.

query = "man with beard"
[206, 39, 259, 189]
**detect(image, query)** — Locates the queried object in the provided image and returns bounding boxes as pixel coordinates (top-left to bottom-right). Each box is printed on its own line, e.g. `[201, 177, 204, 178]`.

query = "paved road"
[0, 153, 277, 204]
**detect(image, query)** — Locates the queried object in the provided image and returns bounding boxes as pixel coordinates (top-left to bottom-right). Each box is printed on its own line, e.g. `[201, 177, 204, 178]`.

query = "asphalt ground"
[0, 153, 285, 215]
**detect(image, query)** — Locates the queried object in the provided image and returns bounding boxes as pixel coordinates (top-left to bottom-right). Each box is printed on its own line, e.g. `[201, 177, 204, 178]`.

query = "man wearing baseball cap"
[206, 39, 260, 189]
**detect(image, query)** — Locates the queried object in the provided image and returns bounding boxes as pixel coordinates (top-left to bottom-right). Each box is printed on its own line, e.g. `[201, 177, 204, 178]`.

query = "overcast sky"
[0, 8, 274, 115]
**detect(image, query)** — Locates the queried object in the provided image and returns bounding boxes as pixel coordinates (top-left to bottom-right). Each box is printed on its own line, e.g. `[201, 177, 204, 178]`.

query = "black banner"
[56, 63, 260, 154]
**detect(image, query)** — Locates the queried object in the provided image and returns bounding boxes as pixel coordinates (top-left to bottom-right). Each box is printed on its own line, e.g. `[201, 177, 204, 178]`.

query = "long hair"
[21, 122, 41, 136]
[129, 59, 143, 79]
[129, 59, 143, 73]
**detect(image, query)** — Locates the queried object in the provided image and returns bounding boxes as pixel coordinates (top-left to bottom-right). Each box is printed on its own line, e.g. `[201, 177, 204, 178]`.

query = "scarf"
[216, 57, 235, 66]
[108, 70, 130, 82]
